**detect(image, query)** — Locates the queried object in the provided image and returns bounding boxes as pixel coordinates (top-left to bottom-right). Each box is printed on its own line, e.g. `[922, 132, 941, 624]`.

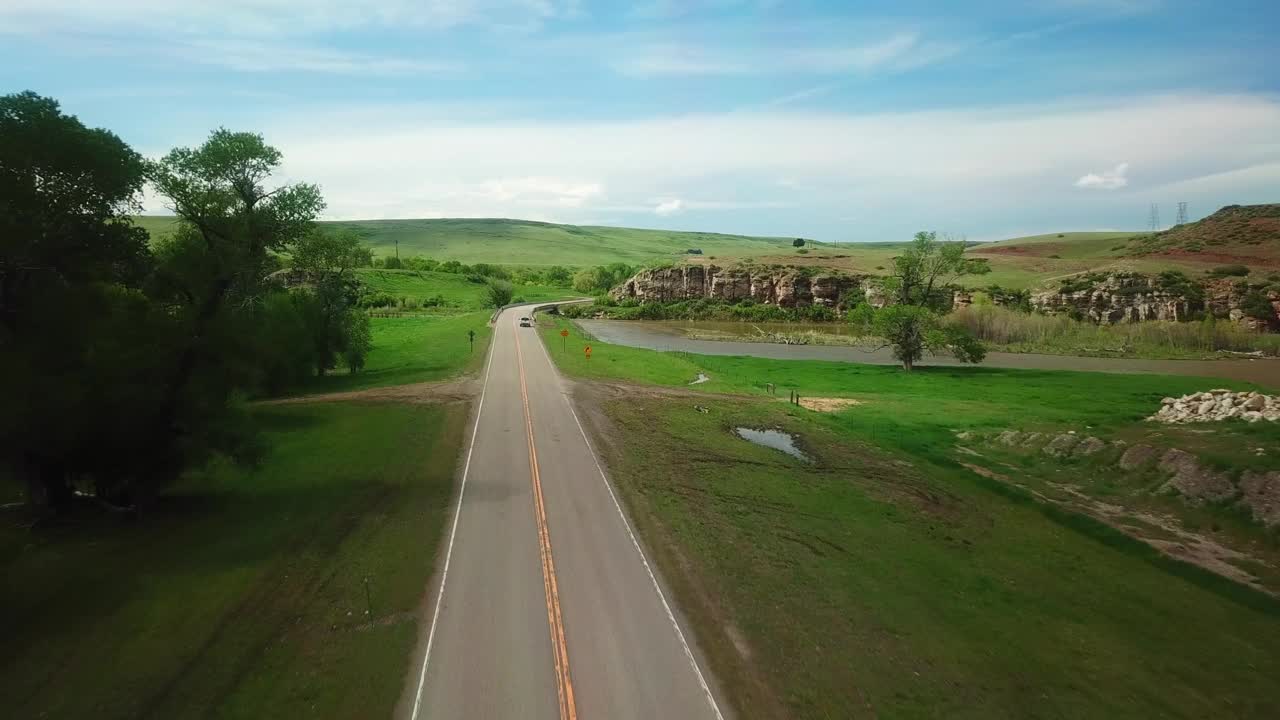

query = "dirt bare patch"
[796, 396, 863, 413]
[1151, 248, 1280, 268]
[959, 461, 1275, 596]
[972, 242, 1068, 258]
[259, 378, 477, 406]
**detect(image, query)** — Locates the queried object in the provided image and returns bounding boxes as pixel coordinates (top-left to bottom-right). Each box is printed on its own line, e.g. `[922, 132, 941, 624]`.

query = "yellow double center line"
[513, 321, 578, 720]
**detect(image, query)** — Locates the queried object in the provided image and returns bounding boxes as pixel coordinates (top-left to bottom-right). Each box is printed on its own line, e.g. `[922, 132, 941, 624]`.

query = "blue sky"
[3, 0, 1278, 241]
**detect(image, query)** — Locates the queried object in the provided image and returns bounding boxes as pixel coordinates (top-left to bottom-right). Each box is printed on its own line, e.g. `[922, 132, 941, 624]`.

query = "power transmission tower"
[1175, 201, 1188, 226]
[1148, 203, 1161, 231]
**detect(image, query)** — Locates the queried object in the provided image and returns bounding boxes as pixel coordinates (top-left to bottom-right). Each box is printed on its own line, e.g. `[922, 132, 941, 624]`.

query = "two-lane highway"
[409, 305, 729, 719]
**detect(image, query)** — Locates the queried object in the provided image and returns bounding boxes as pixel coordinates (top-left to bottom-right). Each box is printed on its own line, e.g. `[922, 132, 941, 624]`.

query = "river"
[576, 319, 1280, 389]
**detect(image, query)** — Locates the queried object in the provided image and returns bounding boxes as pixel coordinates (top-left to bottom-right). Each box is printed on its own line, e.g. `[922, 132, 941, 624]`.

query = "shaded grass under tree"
[0, 401, 465, 720]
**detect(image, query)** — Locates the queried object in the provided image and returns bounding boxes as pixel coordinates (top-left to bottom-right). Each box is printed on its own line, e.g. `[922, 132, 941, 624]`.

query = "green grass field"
[137, 215, 1266, 292]
[541, 313, 1280, 718]
[303, 312, 492, 395]
[134, 215, 794, 266]
[355, 268, 568, 310]
[0, 400, 465, 719]
[539, 315, 1242, 427]
[595, 394, 1280, 719]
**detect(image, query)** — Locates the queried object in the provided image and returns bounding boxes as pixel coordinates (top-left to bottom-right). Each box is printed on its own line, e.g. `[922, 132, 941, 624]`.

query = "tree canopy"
[2, 94, 370, 515]
[858, 231, 988, 371]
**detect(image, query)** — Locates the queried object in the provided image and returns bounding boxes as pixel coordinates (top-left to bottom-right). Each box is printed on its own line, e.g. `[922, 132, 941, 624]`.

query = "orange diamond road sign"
[560, 329, 569, 337]
[584, 345, 592, 359]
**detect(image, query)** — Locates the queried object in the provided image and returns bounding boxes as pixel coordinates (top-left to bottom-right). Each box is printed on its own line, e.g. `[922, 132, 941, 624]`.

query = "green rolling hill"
[135, 215, 793, 266]
[135, 207, 1278, 291]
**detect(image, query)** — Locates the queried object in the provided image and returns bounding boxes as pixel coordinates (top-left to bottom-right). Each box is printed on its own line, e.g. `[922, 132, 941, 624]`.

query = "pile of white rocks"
[1149, 389, 1278, 424]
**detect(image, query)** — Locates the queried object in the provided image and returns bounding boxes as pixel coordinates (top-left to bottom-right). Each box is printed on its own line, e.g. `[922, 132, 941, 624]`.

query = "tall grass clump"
[951, 304, 1280, 357]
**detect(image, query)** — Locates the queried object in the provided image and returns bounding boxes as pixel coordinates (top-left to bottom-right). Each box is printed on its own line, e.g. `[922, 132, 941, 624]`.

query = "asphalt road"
[409, 305, 729, 720]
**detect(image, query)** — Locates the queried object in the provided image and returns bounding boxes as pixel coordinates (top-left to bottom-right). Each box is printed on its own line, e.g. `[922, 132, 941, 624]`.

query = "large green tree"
[0, 92, 152, 509]
[0, 91, 149, 334]
[139, 130, 324, 496]
[867, 231, 988, 371]
[290, 228, 372, 375]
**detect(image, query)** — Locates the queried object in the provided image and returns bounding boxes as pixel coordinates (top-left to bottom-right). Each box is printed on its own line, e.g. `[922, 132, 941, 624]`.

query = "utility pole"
[1148, 203, 1161, 232]
[1175, 202, 1188, 226]
[395, 237, 400, 261]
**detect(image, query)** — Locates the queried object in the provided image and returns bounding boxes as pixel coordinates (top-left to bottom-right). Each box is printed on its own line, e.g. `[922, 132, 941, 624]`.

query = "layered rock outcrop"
[1032, 271, 1280, 328]
[1030, 273, 1193, 323]
[610, 265, 866, 308]
[1204, 278, 1280, 332]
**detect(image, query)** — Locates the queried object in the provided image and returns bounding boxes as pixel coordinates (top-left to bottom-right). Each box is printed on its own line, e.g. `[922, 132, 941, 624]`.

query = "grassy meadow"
[540, 312, 1280, 718]
[136, 215, 1278, 294]
[951, 304, 1280, 359]
[303, 312, 492, 394]
[355, 268, 569, 310]
[1, 401, 466, 719]
[593, 394, 1280, 719]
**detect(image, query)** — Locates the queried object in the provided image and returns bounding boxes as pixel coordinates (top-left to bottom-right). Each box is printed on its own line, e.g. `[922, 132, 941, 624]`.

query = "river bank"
[577, 319, 1280, 388]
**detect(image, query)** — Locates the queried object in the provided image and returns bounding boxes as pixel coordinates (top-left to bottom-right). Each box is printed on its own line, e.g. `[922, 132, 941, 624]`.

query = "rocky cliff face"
[1031, 271, 1280, 329]
[1030, 274, 1193, 323]
[1204, 278, 1280, 332]
[610, 265, 865, 308]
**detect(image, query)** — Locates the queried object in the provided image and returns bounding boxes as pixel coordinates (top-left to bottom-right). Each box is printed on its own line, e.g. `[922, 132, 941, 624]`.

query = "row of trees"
[1, 91, 365, 513]
[375, 253, 629, 295]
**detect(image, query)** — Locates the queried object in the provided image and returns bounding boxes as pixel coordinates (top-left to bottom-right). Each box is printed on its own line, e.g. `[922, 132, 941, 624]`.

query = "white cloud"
[761, 84, 840, 109]
[612, 32, 950, 77]
[179, 39, 460, 75]
[246, 93, 1280, 235]
[0, 0, 571, 37]
[654, 198, 684, 216]
[1074, 162, 1130, 190]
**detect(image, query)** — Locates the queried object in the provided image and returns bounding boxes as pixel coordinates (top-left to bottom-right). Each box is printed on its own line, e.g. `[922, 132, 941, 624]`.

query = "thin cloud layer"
[9, 0, 1278, 239]
[1075, 162, 1130, 190]
[242, 93, 1279, 238]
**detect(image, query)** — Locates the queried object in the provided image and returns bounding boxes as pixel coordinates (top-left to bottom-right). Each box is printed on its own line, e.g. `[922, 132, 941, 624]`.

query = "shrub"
[383, 255, 403, 269]
[470, 263, 510, 280]
[341, 310, 372, 374]
[796, 248, 809, 254]
[793, 238, 805, 247]
[486, 280, 514, 308]
[983, 285, 1032, 313]
[1208, 264, 1250, 278]
[949, 304, 1280, 356]
[1241, 290, 1276, 321]
[359, 292, 398, 309]
[873, 304, 984, 371]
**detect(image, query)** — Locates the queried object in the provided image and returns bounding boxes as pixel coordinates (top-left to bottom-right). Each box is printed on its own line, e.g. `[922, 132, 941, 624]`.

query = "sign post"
[560, 328, 569, 352]
[468, 329, 475, 353]
[584, 345, 592, 361]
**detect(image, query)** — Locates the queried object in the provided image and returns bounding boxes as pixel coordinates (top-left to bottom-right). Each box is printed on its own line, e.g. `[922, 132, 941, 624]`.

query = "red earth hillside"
[1128, 203, 1280, 269]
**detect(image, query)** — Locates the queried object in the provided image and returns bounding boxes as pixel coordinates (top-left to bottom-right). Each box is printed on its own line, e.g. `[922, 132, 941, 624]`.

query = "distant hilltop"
[1128, 203, 1280, 265]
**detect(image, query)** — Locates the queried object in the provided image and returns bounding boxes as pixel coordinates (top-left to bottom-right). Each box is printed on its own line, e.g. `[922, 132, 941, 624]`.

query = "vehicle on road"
[519, 316, 533, 327]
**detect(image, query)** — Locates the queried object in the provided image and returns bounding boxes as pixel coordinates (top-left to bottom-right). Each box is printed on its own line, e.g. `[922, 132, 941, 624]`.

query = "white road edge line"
[410, 316, 499, 720]
[533, 319, 728, 720]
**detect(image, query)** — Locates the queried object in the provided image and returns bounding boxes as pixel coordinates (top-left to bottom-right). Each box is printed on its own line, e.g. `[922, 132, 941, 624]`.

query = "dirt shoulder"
[258, 377, 478, 406]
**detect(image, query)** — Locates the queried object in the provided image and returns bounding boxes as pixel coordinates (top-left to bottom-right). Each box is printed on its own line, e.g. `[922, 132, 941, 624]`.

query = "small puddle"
[689, 373, 710, 385]
[734, 427, 811, 462]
